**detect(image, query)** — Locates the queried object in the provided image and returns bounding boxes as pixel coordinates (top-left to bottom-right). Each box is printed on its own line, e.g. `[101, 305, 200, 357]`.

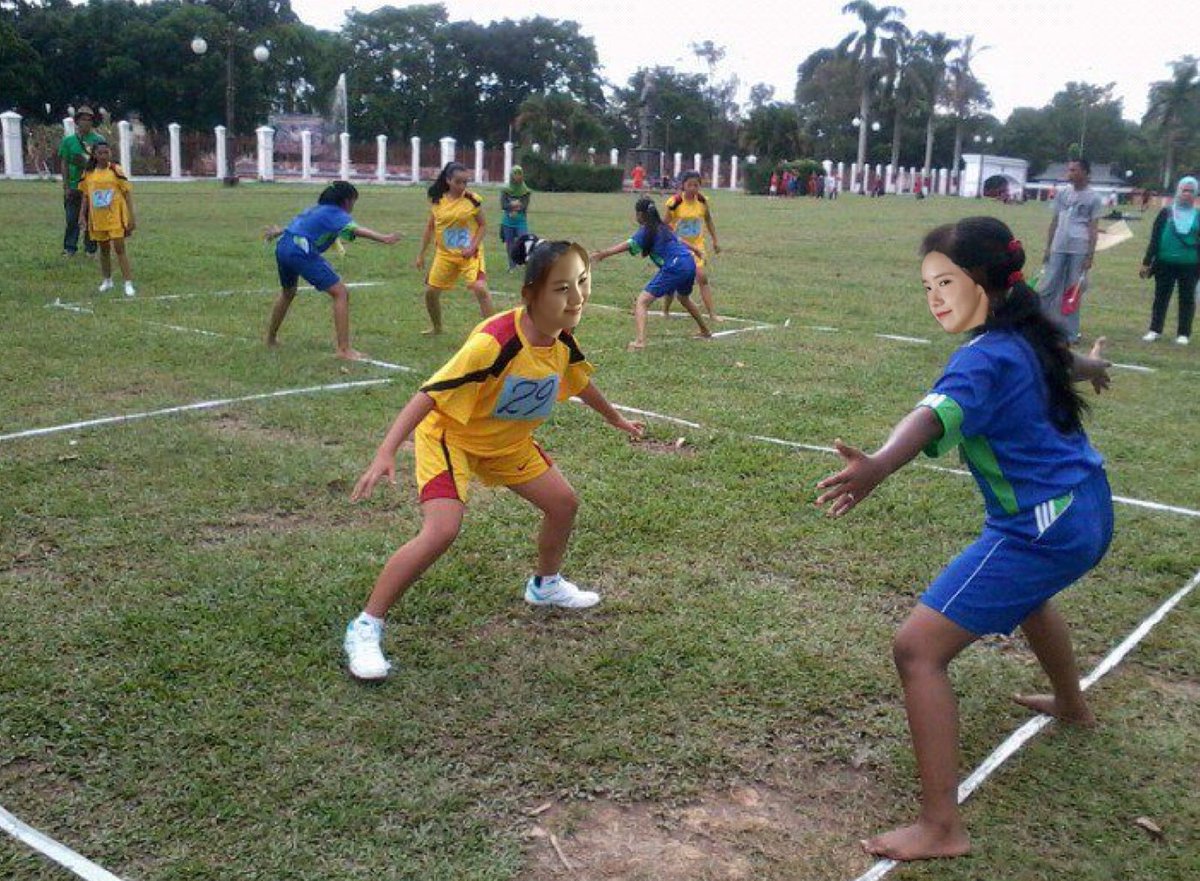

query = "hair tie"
[1007, 270, 1024, 287]
[1007, 238, 1023, 253]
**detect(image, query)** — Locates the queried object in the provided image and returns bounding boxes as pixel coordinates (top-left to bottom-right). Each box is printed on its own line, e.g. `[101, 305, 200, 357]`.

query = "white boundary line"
[0, 379, 393, 443]
[0, 805, 126, 881]
[873, 332, 931, 345]
[851, 567, 1200, 881]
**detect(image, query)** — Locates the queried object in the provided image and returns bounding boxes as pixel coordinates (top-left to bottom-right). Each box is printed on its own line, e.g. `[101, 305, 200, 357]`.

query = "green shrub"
[518, 151, 623, 192]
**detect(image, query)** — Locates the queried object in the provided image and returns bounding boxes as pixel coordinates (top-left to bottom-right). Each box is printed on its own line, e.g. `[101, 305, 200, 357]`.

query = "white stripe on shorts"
[939, 537, 1006, 615]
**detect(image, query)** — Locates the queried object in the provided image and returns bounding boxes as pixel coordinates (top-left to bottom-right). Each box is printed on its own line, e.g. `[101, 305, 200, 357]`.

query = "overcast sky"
[289, 0, 1194, 123]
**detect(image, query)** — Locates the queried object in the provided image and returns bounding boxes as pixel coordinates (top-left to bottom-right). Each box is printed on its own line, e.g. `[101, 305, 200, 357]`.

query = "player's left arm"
[123, 190, 136, 235]
[1084, 216, 1100, 270]
[354, 225, 401, 245]
[704, 207, 720, 253]
[574, 381, 643, 438]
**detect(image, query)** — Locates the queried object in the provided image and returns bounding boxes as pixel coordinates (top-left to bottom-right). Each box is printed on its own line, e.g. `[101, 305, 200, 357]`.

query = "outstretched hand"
[815, 439, 885, 518]
[1082, 337, 1112, 394]
[614, 418, 645, 440]
[350, 454, 396, 502]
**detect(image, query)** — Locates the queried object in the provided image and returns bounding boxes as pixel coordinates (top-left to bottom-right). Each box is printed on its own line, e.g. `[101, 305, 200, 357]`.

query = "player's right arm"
[351, 392, 437, 501]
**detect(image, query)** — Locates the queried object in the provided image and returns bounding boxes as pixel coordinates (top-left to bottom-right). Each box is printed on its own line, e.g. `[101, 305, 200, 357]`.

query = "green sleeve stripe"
[339, 222, 358, 241]
[627, 237, 641, 256]
[917, 393, 963, 458]
[961, 436, 1020, 515]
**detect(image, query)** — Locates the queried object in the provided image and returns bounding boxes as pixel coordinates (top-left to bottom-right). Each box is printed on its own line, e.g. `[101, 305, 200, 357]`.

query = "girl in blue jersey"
[264, 181, 401, 360]
[591, 197, 711, 350]
[817, 217, 1114, 863]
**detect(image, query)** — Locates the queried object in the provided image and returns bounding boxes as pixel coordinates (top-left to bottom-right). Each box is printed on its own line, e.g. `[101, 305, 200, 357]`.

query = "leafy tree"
[912, 30, 957, 177]
[946, 35, 991, 173]
[841, 1, 907, 173]
[740, 103, 804, 162]
[795, 46, 861, 164]
[1144, 56, 1199, 188]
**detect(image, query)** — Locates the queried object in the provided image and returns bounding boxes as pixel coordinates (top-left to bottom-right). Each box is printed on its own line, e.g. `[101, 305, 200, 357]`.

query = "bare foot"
[266, 337, 280, 349]
[1012, 693, 1096, 726]
[694, 331, 713, 339]
[421, 327, 443, 336]
[861, 821, 971, 862]
[626, 340, 645, 351]
[336, 348, 368, 361]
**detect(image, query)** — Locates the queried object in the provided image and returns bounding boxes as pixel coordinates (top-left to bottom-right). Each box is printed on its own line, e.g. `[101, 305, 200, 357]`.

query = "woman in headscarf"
[1140, 175, 1199, 344]
[500, 166, 532, 270]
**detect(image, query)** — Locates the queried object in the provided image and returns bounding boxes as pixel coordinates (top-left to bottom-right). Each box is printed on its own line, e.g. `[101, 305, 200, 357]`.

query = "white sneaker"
[343, 616, 391, 680]
[524, 576, 601, 609]
[1141, 331, 1159, 342]
[97, 278, 113, 293]
[1176, 335, 1190, 345]
[123, 281, 136, 297]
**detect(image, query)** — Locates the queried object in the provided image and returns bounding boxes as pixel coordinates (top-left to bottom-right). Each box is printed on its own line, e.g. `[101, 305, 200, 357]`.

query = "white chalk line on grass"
[0, 379, 393, 443]
[0, 805, 126, 881]
[851, 566, 1200, 881]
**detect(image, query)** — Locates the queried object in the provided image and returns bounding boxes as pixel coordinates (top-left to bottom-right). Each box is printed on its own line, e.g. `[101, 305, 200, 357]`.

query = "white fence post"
[473, 138, 484, 182]
[1, 111, 24, 178]
[339, 132, 350, 180]
[168, 123, 182, 179]
[213, 125, 226, 179]
[673, 152, 682, 178]
[693, 152, 702, 173]
[439, 136, 455, 168]
[711, 154, 721, 188]
[376, 134, 388, 182]
[410, 136, 420, 183]
[62, 117, 75, 137]
[729, 155, 739, 191]
[300, 130, 312, 181]
[255, 126, 275, 181]
[503, 141, 513, 184]
[609, 147, 618, 166]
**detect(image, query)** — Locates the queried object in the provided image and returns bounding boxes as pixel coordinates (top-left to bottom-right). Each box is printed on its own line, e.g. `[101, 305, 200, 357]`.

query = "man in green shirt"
[58, 106, 105, 256]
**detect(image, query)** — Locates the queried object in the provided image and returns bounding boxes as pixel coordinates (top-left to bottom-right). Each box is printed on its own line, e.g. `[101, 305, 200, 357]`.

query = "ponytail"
[428, 161, 466, 203]
[921, 217, 1087, 434]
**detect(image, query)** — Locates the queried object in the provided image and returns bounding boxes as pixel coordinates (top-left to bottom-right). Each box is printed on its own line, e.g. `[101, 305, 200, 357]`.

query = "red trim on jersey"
[480, 310, 519, 347]
[420, 470, 460, 502]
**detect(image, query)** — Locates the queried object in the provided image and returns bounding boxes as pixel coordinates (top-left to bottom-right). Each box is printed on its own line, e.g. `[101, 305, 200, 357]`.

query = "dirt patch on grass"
[206, 412, 326, 447]
[523, 770, 882, 880]
[630, 436, 696, 457]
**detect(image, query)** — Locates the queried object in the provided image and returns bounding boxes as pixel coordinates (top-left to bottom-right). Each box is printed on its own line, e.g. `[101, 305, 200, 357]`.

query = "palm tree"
[947, 36, 991, 182]
[880, 30, 917, 178]
[1144, 56, 1199, 189]
[841, 2, 907, 181]
[914, 31, 958, 180]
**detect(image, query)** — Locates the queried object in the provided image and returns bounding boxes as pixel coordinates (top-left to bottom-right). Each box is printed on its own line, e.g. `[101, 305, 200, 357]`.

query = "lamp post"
[664, 114, 681, 160]
[851, 117, 882, 192]
[973, 132, 994, 198]
[191, 10, 270, 182]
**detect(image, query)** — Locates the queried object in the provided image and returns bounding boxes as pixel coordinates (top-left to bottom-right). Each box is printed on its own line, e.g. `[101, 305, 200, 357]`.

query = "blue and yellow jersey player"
[344, 235, 644, 682]
[265, 181, 400, 360]
[415, 161, 497, 334]
[591, 197, 712, 350]
[662, 170, 721, 321]
[817, 216, 1114, 864]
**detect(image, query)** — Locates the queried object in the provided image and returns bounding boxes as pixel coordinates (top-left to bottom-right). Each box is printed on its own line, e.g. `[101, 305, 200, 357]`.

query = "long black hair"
[509, 234, 590, 301]
[318, 180, 358, 207]
[635, 196, 663, 259]
[920, 216, 1088, 434]
[428, 161, 467, 203]
[83, 140, 124, 178]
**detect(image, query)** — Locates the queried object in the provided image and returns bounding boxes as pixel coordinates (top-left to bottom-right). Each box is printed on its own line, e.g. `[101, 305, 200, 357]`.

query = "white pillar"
[120, 121, 134, 174]
[885, 163, 894, 194]
[473, 139, 484, 182]
[410, 136, 420, 183]
[729, 155, 739, 191]
[822, 159, 832, 175]
[503, 141, 513, 184]
[693, 152, 702, 173]
[850, 163, 859, 192]
[376, 134, 388, 182]
[339, 132, 351, 180]
[300, 130, 312, 181]
[439, 136, 455, 168]
[711, 154, 721, 189]
[609, 147, 618, 166]
[673, 152, 682, 178]
[1, 111, 24, 178]
[63, 117, 75, 137]
[255, 126, 275, 181]
[938, 168, 948, 195]
[168, 123, 182, 179]
[874, 164, 883, 192]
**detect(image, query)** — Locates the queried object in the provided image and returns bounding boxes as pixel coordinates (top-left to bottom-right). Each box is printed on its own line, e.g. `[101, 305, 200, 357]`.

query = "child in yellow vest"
[78, 143, 137, 296]
[415, 162, 496, 333]
[662, 171, 721, 321]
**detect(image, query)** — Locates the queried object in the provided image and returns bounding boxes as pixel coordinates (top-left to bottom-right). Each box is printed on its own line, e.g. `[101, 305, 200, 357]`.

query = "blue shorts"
[276, 239, 340, 292]
[921, 469, 1114, 635]
[645, 255, 696, 298]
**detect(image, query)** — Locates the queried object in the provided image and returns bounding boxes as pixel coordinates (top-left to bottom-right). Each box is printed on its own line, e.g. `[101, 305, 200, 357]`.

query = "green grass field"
[1, 180, 1196, 881]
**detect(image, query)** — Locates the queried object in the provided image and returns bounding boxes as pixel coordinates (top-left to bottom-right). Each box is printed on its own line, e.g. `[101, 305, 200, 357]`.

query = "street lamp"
[973, 133, 995, 198]
[664, 113, 682, 157]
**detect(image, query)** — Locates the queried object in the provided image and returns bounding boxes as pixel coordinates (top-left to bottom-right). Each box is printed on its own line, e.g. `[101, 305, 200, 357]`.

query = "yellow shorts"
[414, 426, 551, 503]
[90, 229, 125, 243]
[427, 251, 486, 291]
[682, 244, 705, 269]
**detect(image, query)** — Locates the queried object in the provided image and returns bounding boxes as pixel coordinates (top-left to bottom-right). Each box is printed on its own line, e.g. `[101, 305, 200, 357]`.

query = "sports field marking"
[851, 565, 1200, 881]
[0, 805, 126, 881]
[109, 281, 385, 304]
[873, 332, 931, 345]
[1110, 362, 1156, 373]
[0, 379, 393, 443]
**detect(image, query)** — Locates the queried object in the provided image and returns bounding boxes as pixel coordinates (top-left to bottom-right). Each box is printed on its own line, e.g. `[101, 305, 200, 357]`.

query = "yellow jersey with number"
[432, 191, 483, 257]
[418, 308, 594, 456]
[665, 193, 710, 251]
[79, 165, 132, 236]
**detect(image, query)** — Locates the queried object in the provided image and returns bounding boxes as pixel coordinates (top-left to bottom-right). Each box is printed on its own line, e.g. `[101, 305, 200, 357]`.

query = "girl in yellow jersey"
[344, 235, 644, 681]
[662, 170, 721, 321]
[78, 143, 137, 296]
[415, 162, 497, 333]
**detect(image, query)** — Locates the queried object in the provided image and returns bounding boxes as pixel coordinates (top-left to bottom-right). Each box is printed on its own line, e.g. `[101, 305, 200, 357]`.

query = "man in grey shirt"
[1038, 158, 1101, 343]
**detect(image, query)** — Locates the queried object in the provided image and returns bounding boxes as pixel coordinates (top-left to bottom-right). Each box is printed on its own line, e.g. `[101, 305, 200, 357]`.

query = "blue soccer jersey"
[284, 204, 358, 255]
[917, 330, 1104, 518]
[629, 224, 693, 268]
